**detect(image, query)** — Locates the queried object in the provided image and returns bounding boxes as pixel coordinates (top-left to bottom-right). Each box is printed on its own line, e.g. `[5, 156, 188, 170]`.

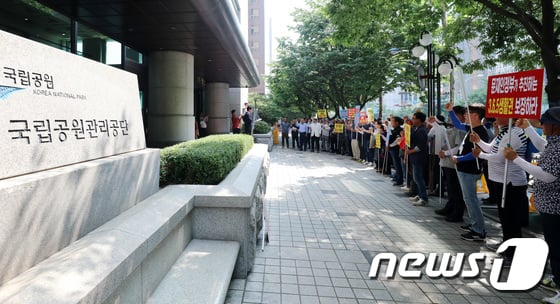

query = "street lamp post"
[412, 31, 436, 116]
[437, 56, 456, 110]
[412, 31, 458, 116]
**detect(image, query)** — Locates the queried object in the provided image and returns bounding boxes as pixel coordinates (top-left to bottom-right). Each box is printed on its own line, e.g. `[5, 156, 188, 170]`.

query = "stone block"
[146, 239, 240, 304]
[253, 132, 273, 151]
[188, 144, 269, 278]
[0, 149, 160, 285]
[0, 30, 146, 180]
[0, 185, 196, 304]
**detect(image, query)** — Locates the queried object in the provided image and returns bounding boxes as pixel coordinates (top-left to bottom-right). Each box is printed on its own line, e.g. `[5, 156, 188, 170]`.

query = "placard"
[348, 108, 356, 119]
[404, 124, 411, 147]
[334, 123, 344, 134]
[317, 109, 327, 119]
[486, 69, 545, 119]
[339, 109, 348, 119]
[359, 112, 368, 125]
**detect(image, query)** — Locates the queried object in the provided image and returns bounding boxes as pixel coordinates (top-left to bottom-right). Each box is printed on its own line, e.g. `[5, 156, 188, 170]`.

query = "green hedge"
[253, 120, 271, 134]
[160, 134, 254, 186]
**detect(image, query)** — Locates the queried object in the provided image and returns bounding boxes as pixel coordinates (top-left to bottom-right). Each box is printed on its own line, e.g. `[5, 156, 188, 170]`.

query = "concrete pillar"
[147, 51, 194, 147]
[229, 88, 244, 113]
[207, 82, 230, 134]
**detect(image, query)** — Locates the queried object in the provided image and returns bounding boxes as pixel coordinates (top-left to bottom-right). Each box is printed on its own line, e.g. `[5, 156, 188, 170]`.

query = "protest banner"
[348, 108, 356, 119]
[486, 68, 544, 119]
[359, 112, 368, 125]
[485, 68, 545, 208]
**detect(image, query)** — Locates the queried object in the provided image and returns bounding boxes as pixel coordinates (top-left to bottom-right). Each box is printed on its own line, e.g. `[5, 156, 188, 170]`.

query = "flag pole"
[501, 118, 513, 208]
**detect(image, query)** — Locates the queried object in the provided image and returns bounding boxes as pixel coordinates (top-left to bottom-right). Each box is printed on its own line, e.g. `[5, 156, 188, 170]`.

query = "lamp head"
[419, 31, 432, 46]
[411, 45, 426, 58]
[438, 60, 453, 75]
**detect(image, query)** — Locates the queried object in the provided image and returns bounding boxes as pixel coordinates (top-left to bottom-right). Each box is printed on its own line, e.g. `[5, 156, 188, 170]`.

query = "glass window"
[125, 47, 143, 64]
[77, 21, 122, 65]
[0, 0, 71, 51]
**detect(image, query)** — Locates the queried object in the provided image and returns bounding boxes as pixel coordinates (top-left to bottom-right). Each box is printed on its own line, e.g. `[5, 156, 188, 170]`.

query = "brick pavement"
[226, 147, 547, 304]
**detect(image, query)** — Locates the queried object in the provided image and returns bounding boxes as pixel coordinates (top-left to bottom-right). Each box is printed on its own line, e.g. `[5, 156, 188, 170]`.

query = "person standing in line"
[280, 117, 291, 148]
[446, 102, 490, 242]
[306, 118, 312, 151]
[435, 106, 467, 222]
[406, 112, 429, 206]
[310, 118, 322, 152]
[243, 106, 253, 134]
[231, 109, 241, 134]
[321, 119, 331, 152]
[427, 115, 447, 195]
[345, 120, 353, 156]
[389, 116, 404, 186]
[350, 121, 360, 160]
[471, 117, 528, 264]
[361, 120, 374, 166]
[503, 108, 560, 304]
[298, 118, 308, 151]
[290, 119, 299, 149]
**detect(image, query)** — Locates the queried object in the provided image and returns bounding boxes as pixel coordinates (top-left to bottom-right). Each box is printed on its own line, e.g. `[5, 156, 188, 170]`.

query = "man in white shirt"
[310, 118, 322, 152]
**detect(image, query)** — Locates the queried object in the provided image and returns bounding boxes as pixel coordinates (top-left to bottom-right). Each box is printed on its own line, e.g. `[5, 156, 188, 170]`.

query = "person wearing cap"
[446, 102, 490, 242]
[504, 107, 560, 304]
[471, 117, 529, 265]
[436, 106, 467, 222]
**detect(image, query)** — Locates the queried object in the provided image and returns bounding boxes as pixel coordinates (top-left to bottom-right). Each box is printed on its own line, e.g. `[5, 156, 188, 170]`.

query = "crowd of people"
[275, 105, 559, 303]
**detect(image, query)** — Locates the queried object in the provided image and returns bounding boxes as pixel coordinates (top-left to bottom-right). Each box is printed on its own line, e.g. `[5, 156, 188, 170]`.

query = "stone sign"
[0, 30, 146, 179]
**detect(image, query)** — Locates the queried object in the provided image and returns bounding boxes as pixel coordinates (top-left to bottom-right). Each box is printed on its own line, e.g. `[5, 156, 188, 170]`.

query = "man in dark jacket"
[406, 112, 429, 206]
[243, 106, 253, 134]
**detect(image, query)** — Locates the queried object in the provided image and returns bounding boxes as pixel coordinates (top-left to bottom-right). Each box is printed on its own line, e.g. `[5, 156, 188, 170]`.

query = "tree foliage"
[326, 0, 560, 107]
[268, 3, 417, 118]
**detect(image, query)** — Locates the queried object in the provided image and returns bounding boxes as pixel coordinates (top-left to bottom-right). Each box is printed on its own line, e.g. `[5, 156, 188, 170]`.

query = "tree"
[326, 0, 560, 107]
[249, 93, 303, 124]
[268, 3, 415, 118]
[451, 1, 560, 107]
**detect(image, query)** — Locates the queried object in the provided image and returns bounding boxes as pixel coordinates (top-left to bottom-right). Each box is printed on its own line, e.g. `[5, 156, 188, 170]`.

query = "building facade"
[0, 0, 260, 147]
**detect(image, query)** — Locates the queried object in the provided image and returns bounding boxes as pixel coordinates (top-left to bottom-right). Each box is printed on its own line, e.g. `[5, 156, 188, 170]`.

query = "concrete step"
[147, 239, 240, 304]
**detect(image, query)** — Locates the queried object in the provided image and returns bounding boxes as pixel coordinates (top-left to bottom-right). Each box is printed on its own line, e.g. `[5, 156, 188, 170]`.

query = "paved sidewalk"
[226, 147, 547, 304]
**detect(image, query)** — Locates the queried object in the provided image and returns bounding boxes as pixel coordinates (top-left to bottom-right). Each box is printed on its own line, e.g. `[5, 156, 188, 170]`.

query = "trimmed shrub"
[253, 120, 271, 134]
[160, 134, 254, 186]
